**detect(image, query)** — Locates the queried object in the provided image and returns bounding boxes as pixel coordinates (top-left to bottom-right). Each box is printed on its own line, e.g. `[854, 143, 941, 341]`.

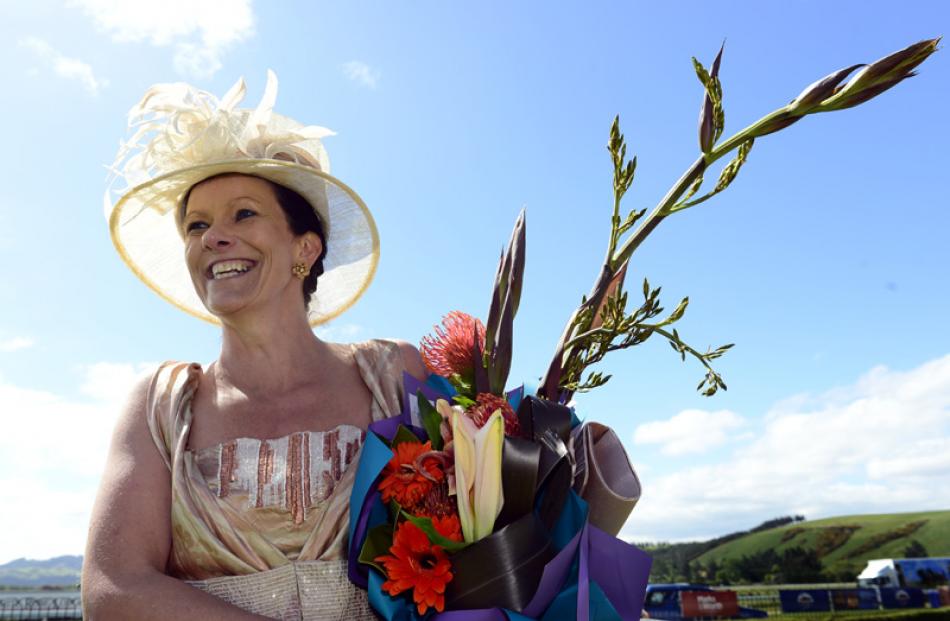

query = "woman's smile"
[207, 259, 259, 280]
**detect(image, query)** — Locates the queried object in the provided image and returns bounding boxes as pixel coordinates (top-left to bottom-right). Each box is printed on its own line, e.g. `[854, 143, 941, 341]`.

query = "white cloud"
[634, 409, 746, 456]
[623, 354, 950, 542]
[0, 337, 34, 352]
[314, 322, 364, 341]
[0, 362, 154, 562]
[342, 61, 380, 89]
[69, 0, 255, 79]
[19, 37, 107, 95]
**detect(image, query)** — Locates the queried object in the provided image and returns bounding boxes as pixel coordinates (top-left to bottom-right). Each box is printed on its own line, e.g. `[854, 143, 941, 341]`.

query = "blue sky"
[1, 1, 948, 563]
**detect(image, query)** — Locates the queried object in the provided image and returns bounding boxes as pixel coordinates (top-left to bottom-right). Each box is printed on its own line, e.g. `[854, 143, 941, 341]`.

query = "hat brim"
[109, 158, 379, 326]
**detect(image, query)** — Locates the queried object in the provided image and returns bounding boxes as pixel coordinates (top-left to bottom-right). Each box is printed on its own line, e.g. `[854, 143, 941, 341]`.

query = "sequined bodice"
[192, 426, 365, 557]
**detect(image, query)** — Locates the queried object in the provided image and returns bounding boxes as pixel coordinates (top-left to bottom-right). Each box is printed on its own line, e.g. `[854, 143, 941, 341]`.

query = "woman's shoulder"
[352, 338, 426, 380]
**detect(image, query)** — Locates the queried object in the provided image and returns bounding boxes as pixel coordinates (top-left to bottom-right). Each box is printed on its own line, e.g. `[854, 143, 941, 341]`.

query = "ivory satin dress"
[144, 339, 406, 620]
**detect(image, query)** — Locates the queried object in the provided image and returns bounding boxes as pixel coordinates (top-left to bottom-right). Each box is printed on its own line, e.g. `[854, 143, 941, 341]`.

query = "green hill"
[692, 510, 950, 582]
[641, 510, 950, 584]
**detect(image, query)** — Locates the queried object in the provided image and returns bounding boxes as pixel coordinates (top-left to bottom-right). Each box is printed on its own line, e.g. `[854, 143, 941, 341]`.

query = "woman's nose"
[202, 224, 235, 250]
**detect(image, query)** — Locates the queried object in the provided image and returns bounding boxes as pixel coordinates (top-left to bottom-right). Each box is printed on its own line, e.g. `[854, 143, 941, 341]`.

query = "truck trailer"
[857, 558, 950, 589]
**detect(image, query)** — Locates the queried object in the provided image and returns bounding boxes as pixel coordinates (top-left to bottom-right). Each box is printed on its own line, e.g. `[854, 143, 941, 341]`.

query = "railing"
[0, 595, 82, 620]
[719, 583, 946, 618]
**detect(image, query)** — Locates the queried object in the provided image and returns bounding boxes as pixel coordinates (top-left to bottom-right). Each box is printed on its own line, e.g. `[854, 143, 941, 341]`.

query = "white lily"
[451, 408, 505, 543]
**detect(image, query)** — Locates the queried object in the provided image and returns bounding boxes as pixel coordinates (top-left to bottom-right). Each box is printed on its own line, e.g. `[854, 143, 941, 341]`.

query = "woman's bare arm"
[81, 372, 269, 620]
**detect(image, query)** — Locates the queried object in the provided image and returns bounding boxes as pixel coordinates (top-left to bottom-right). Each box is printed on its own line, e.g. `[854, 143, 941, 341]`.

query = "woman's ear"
[296, 231, 323, 268]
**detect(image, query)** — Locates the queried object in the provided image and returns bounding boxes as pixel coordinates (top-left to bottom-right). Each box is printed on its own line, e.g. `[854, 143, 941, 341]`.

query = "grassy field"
[695, 510, 950, 578]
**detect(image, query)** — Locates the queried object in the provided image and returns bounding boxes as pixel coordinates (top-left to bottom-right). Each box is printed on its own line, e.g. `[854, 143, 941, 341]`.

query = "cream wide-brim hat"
[105, 71, 379, 326]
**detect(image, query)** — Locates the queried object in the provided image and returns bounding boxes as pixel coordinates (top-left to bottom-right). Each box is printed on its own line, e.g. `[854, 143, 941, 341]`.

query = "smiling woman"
[180, 175, 325, 320]
[179, 175, 329, 310]
[82, 72, 427, 620]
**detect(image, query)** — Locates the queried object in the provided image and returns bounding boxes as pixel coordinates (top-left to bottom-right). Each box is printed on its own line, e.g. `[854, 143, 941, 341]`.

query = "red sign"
[680, 591, 740, 618]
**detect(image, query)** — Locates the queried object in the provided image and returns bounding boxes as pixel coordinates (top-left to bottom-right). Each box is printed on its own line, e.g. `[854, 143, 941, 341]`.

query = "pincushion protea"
[420, 311, 486, 378]
[467, 392, 520, 436]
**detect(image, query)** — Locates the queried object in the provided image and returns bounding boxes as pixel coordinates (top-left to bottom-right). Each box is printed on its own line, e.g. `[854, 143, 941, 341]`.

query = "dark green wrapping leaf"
[417, 390, 444, 450]
[484, 247, 508, 358]
[489, 280, 515, 395]
[507, 210, 526, 317]
[402, 512, 470, 552]
[358, 523, 395, 574]
[485, 210, 524, 394]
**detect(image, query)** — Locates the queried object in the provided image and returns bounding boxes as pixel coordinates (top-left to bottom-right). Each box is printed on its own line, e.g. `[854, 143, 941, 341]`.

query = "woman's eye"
[236, 208, 257, 220]
[186, 221, 208, 233]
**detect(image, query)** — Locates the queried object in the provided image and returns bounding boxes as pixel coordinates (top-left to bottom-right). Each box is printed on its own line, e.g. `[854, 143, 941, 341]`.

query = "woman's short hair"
[179, 174, 328, 307]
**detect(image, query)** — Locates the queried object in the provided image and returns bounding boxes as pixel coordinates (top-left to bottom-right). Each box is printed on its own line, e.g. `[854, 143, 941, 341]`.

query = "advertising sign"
[779, 589, 831, 613]
[880, 588, 925, 609]
[831, 589, 878, 610]
[680, 591, 739, 618]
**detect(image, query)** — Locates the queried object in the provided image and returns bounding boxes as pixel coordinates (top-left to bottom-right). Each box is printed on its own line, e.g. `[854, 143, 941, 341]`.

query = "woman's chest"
[186, 375, 375, 452]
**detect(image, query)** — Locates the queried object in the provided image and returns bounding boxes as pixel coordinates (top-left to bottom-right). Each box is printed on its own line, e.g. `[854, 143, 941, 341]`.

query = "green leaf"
[358, 523, 395, 574]
[402, 512, 470, 552]
[449, 372, 474, 398]
[392, 425, 422, 447]
[417, 391, 444, 450]
[453, 394, 476, 408]
[388, 500, 403, 521]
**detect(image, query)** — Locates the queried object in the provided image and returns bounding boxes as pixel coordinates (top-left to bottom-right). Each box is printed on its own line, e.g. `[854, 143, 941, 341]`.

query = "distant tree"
[718, 558, 743, 585]
[903, 539, 929, 558]
[751, 516, 803, 533]
[826, 563, 860, 583]
[765, 563, 784, 584]
[783, 547, 825, 583]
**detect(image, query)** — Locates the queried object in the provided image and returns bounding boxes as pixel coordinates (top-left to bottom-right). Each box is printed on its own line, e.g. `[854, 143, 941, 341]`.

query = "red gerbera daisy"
[375, 520, 454, 615]
[378, 441, 445, 509]
[420, 311, 486, 378]
[467, 392, 521, 436]
[431, 514, 463, 543]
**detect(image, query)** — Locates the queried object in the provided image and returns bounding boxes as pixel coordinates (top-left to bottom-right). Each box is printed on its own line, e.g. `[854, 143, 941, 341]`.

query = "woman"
[82, 72, 425, 620]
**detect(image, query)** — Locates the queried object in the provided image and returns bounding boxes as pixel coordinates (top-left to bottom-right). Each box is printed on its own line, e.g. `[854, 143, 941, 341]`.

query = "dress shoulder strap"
[352, 339, 407, 422]
[144, 361, 202, 470]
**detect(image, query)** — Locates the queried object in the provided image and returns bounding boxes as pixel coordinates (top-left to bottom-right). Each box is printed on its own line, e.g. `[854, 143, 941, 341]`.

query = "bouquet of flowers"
[347, 38, 938, 620]
[348, 212, 651, 620]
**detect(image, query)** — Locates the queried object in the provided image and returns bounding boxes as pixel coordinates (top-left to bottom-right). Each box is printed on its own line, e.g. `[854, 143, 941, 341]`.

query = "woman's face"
[181, 174, 321, 320]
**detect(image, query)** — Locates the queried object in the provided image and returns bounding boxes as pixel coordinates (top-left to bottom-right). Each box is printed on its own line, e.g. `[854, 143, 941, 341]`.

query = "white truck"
[857, 558, 950, 589]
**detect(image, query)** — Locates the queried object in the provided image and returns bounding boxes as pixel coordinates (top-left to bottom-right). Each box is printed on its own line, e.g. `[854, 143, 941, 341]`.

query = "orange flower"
[467, 392, 520, 436]
[420, 311, 486, 378]
[378, 440, 445, 509]
[375, 520, 454, 615]
[431, 514, 463, 543]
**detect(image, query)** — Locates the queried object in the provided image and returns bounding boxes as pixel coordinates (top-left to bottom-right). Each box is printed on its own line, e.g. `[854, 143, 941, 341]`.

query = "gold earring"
[292, 263, 310, 280]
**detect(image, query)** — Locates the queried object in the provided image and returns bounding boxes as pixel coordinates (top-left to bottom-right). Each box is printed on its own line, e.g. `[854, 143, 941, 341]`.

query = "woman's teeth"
[211, 261, 254, 279]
